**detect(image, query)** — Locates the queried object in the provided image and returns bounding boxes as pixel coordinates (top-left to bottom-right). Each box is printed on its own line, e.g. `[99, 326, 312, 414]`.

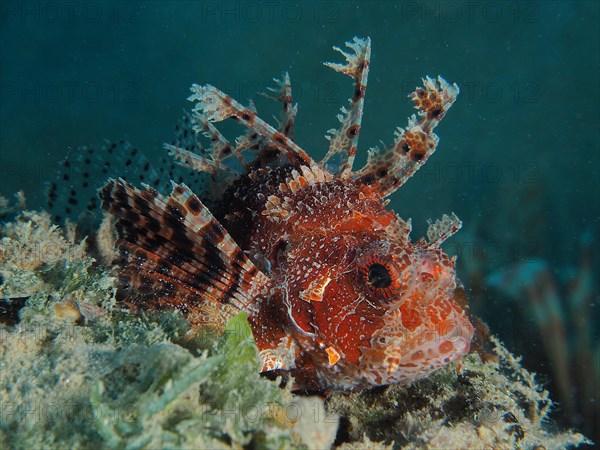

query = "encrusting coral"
[0, 211, 591, 449]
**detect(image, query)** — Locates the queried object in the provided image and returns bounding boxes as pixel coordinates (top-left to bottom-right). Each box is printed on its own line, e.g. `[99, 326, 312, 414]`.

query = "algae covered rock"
[91, 312, 303, 449]
[327, 336, 590, 449]
[0, 211, 87, 299]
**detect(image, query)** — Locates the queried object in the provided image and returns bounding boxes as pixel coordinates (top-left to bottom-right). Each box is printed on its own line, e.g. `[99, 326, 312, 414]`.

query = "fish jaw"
[329, 301, 473, 388]
[375, 307, 473, 385]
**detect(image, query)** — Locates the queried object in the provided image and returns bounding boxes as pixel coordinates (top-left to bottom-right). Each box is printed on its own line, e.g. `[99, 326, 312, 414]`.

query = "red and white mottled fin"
[426, 213, 462, 247]
[262, 72, 298, 140]
[188, 84, 314, 166]
[99, 179, 271, 318]
[321, 37, 371, 176]
[356, 76, 459, 197]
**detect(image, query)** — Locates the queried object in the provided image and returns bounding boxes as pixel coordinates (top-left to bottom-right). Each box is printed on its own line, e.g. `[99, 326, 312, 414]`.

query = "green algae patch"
[90, 312, 299, 449]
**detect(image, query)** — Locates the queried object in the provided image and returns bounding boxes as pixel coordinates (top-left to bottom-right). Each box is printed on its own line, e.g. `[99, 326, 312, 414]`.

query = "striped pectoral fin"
[188, 84, 314, 167]
[356, 76, 459, 198]
[99, 178, 271, 317]
[321, 36, 371, 176]
[116, 240, 240, 327]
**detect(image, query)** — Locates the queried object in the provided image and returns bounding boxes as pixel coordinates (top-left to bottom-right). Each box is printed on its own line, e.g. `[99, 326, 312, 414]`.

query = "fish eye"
[368, 263, 392, 288]
[358, 255, 402, 300]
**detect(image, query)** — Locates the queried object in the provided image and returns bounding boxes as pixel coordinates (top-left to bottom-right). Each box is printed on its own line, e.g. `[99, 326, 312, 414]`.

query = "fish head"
[349, 238, 474, 386]
[289, 208, 473, 388]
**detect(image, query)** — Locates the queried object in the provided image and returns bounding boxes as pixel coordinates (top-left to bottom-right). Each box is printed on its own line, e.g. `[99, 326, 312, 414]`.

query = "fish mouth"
[411, 309, 473, 359]
[372, 309, 474, 384]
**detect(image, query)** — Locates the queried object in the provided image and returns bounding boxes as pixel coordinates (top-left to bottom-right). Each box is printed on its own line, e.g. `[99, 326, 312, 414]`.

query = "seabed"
[0, 207, 591, 449]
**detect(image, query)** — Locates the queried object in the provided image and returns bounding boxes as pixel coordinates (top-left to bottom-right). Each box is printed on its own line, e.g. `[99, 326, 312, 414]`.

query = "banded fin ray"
[99, 179, 271, 316]
[188, 84, 314, 167]
[356, 76, 459, 197]
[261, 72, 297, 140]
[165, 110, 235, 176]
[321, 37, 371, 176]
[166, 112, 237, 203]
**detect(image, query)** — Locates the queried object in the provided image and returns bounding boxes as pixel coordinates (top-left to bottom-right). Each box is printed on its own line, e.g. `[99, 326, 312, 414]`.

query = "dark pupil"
[368, 263, 392, 289]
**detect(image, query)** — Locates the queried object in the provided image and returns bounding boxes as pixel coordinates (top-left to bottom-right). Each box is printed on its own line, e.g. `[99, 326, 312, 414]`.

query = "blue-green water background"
[1, 0, 598, 440]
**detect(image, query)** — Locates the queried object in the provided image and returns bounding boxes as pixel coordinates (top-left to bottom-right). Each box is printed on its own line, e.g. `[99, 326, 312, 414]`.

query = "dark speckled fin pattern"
[46, 140, 168, 224]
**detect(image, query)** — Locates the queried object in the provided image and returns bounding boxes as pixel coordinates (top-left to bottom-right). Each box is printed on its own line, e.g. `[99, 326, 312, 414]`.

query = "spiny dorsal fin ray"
[321, 36, 371, 176]
[164, 143, 225, 175]
[99, 179, 271, 313]
[166, 112, 217, 192]
[426, 212, 462, 247]
[356, 76, 459, 197]
[192, 112, 248, 167]
[188, 84, 314, 167]
[261, 72, 298, 140]
[166, 110, 249, 176]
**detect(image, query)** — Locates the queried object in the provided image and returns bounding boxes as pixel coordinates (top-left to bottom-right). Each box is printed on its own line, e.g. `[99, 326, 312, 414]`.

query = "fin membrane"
[46, 140, 169, 224]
